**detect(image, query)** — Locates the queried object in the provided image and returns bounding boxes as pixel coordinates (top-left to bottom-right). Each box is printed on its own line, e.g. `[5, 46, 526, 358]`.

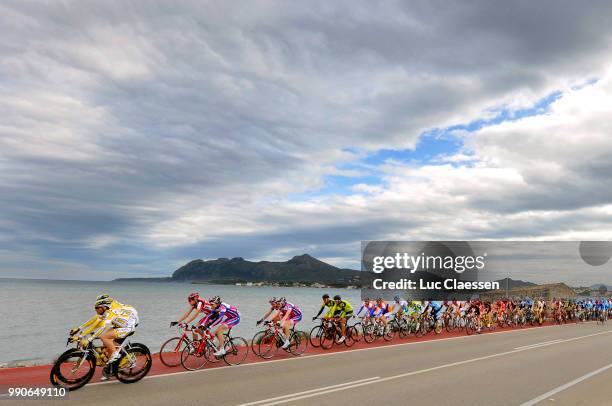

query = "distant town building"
[480, 283, 576, 301]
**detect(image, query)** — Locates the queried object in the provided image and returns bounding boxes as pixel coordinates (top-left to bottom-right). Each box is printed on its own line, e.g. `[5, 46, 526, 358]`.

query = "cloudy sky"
[2, 1, 612, 281]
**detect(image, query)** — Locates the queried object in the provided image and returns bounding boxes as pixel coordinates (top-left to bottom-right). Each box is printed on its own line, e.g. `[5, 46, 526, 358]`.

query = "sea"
[0, 278, 362, 366]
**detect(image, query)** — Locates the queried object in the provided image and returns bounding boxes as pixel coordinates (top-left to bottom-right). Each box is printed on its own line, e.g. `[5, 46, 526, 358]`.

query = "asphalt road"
[3, 322, 611, 405]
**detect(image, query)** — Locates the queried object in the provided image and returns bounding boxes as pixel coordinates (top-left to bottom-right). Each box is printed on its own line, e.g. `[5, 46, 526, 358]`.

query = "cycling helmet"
[188, 292, 199, 301]
[210, 296, 221, 305]
[363, 296, 370, 302]
[394, 295, 401, 301]
[94, 297, 112, 308]
[269, 297, 277, 304]
[277, 297, 286, 305]
[333, 295, 341, 301]
[322, 294, 330, 299]
[96, 294, 110, 301]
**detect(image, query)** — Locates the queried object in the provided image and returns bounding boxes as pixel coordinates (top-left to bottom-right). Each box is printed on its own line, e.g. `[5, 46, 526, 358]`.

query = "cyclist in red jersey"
[171, 292, 214, 340]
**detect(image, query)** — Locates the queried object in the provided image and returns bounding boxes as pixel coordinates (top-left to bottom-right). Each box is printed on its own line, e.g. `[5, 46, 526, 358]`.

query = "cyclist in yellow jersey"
[331, 295, 353, 343]
[70, 294, 120, 336]
[312, 294, 336, 320]
[70, 294, 139, 381]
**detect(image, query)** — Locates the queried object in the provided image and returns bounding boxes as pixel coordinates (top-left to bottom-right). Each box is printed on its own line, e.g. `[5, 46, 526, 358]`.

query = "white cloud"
[2, 1, 612, 279]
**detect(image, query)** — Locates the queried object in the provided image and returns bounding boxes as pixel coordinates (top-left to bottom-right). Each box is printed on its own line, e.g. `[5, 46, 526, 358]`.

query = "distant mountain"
[494, 278, 537, 290]
[589, 283, 612, 291]
[171, 254, 366, 286]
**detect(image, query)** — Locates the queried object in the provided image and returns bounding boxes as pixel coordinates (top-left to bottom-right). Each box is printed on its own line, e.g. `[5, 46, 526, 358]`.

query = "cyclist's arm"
[184, 308, 203, 325]
[356, 304, 365, 316]
[177, 307, 195, 324]
[280, 308, 291, 323]
[314, 303, 328, 318]
[76, 315, 100, 334]
[90, 316, 115, 340]
[80, 317, 104, 336]
[324, 304, 336, 319]
[260, 308, 274, 322]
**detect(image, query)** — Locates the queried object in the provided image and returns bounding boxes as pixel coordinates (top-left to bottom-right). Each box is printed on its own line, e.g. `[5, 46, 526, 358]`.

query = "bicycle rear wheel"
[289, 331, 309, 355]
[344, 326, 359, 347]
[351, 322, 364, 342]
[159, 336, 189, 367]
[223, 337, 248, 366]
[115, 343, 152, 383]
[383, 324, 395, 341]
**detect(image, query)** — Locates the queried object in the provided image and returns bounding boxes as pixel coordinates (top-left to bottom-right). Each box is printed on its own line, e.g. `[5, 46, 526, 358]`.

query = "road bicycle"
[464, 312, 482, 335]
[50, 331, 151, 391]
[252, 321, 308, 359]
[388, 313, 410, 339]
[180, 326, 248, 370]
[363, 317, 394, 342]
[318, 317, 359, 349]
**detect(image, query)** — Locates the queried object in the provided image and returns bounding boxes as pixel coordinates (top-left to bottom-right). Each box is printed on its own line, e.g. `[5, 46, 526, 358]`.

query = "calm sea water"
[0, 279, 362, 366]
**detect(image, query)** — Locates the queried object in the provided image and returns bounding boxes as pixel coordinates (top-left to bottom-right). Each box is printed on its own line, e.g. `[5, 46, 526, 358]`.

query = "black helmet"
[333, 295, 341, 300]
[322, 294, 329, 299]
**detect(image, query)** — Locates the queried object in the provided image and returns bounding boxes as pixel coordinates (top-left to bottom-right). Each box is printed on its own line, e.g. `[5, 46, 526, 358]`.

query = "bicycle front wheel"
[319, 327, 335, 349]
[50, 349, 95, 391]
[115, 343, 152, 383]
[309, 325, 323, 348]
[181, 341, 208, 371]
[223, 337, 248, 366]
[159, 336, 189, 367]
[258, 332, 279, 359]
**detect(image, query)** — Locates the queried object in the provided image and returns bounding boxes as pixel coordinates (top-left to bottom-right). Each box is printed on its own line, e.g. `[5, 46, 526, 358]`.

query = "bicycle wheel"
[398, 320, 410, 339]
[434, 320, 443, 334]
[159, 336, 190, 367]
[289, 331, 309, 355]
[251, 330, 268, 357]
[383, 324, 395, 341]
[180, 341, 208, 371]
[309, 325, 323, 348]
[49, 349, 96, 391]
[351, 322, 364, 342]
[466, 319, 475, 335]
[258, 331, 279, 359]
[115, 343, 152, 383]
[363, 323, 376, 343]
[223, 337, 248, 366]
[319, 326, 336, 349]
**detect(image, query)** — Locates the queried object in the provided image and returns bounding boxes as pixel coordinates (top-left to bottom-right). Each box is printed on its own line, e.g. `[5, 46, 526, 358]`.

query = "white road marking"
[241, 330, 612, 405]
[237, 377, 380, 406]
[514, 338, 564, 350]
[520, 362, 612, 406]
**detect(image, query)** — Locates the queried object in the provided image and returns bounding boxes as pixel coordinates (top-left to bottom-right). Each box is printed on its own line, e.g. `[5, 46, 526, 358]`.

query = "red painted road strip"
[0, 321, 585, 392]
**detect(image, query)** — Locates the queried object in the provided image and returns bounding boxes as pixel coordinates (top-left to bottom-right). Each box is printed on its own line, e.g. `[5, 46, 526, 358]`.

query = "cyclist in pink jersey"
[205, 296, 240, 356]
[276, 297, 302, 349]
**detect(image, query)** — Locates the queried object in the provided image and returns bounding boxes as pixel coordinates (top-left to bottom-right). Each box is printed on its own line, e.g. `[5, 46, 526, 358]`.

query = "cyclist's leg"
[100, 329, 118, 359]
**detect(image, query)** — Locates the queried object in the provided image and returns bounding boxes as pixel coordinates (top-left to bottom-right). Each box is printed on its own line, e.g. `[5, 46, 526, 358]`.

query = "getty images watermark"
[361, 241, 612, 301]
